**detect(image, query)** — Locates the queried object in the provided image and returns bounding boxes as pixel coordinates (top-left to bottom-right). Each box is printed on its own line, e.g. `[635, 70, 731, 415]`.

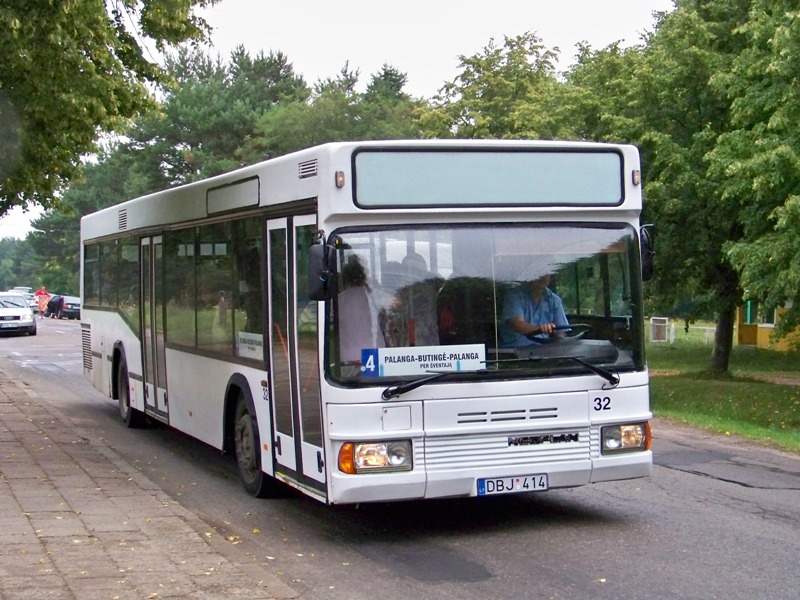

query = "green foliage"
[561, 42, 646, 142]
[239, 63, 423, 161]
[566, 0, 752, 374]
[18, 50, 423, 287]
[0, 237, 27, 290]
[419, 32, 561, 139]
[0, 0, 217, 213]
[26, 151, 135, 294]
[0, 238, 42, 290]
[709, 2, 800, 341]
[122, 46, 309, 189]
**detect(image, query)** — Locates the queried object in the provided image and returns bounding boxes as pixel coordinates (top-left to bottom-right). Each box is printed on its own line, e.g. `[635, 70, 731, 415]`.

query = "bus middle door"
[141, 236, 169, 422]
[267, 216, 325, 495]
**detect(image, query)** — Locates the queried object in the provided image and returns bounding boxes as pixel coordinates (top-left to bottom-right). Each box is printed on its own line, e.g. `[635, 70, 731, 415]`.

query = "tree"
[358, 64, 423, 140]
[27, 147, 140, 294]
[0, 0, 218, 214]
[637, 1, 752, 375]
[710, 1, 800, 344]
[239, 63, 422, 161]
[418, 32, 561, 139]
[122, 46, 308, 188]
[11, 32, 418, 279]
[567, 0, 751, 375]
[563, 41, 650, 143]
[0, 237, 25, 290]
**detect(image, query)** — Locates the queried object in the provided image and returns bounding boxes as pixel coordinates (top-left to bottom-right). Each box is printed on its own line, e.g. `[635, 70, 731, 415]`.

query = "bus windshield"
[327, 223, 644, 384]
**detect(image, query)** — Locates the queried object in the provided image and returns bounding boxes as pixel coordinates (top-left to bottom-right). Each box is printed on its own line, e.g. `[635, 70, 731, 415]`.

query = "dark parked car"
[45, 294, 80, 319]
[60, 295, 81, 320]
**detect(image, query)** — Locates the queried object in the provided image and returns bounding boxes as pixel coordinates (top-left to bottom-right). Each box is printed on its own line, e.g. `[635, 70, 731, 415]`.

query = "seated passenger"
[338, 256, 385, 365]
[392, 252, 440, 347]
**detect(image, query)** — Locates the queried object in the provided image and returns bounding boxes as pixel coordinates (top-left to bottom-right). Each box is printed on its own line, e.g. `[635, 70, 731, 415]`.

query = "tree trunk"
[710, 296, 736, 376]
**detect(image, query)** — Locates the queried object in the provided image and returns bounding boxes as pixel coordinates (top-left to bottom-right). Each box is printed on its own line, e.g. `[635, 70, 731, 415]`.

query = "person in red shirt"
[34, 286, 50, 319]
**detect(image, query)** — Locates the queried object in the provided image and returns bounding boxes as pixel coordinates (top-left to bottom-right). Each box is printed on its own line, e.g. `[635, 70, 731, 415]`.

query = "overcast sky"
[197, 0, 675, 97]
[0, 0, 675, 240]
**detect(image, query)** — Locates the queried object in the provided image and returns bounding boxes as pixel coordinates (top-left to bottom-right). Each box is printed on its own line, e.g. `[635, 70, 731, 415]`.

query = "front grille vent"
[118, 208, 128, 230]
[81, 327, 93, 371]
[298, 159, 318, 179]
[457, 407, 558, 424]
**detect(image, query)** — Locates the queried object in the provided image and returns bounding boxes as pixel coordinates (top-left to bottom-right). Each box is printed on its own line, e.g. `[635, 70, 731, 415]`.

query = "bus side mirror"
[640, 225, 654, 281]
[308, 243, 335, 301]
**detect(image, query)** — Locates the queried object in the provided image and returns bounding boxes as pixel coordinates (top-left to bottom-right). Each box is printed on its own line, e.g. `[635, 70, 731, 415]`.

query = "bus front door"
[267, 216, 325, 495]
[141, 236, 169, 422]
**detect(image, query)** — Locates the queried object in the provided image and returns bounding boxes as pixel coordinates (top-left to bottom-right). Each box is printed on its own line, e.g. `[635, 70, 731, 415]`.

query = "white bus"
[81, 140, 653, 504]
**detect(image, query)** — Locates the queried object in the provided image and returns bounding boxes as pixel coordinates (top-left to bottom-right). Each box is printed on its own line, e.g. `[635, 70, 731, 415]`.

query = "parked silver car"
[0, 292, 37, 336]
[23, 292, 38, 313]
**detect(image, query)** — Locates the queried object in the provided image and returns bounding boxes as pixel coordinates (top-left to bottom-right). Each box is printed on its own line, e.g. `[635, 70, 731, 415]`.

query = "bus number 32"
[593, 396, 612, 411]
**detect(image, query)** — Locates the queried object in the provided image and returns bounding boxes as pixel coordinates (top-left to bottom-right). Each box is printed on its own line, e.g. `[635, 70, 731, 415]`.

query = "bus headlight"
[338, 440, 413, 474]
[601, 422, 651, 454]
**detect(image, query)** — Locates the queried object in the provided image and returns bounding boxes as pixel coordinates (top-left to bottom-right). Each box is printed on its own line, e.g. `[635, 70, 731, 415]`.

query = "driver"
[499, 269, 569, 347]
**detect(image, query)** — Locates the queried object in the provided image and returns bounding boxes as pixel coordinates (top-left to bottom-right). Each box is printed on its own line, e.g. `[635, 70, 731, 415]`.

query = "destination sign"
[360, 344, 486, 377]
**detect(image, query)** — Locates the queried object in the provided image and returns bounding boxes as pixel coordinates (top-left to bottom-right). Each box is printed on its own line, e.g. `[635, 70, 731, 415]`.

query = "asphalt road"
[3, 318, 799, 599]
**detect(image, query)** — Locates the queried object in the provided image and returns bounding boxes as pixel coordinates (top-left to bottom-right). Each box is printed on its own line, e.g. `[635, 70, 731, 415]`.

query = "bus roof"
[81, 140, 641, 242]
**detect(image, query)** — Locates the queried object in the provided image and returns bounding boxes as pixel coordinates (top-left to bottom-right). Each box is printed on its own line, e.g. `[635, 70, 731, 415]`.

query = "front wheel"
[234, 393, 281, 498]
[117, 361, 144, 428]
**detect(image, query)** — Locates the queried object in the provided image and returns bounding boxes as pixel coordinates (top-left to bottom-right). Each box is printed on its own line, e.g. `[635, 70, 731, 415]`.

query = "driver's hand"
[537, 322, 556, 335]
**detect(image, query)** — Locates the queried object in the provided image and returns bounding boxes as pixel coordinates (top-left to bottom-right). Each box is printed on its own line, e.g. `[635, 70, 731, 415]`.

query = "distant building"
[737, 301, 800, 351]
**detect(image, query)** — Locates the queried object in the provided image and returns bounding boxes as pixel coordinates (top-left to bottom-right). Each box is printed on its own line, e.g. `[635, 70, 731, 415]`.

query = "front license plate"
[477, 474, 548, 496]
[0, 322, 18, 328]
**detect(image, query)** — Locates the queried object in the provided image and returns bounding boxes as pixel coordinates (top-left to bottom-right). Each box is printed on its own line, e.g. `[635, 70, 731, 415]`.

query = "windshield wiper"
[487, 355, 619, 387]
[562, 356, 620, 387]
[381, 370, 485, 400]
[381, 353, 619, 400]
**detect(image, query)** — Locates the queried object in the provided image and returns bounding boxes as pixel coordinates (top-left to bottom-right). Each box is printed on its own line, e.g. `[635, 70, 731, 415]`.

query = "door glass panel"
[269, 227, 293, 436]
[295, 222, 322, 446]
[141, 242, 154, 388]
[154, 241, 167, 390]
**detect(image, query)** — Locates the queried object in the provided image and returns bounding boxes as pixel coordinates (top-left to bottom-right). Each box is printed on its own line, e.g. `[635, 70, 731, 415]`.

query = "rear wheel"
[234, 393, 279, 498]
[118, 361, 144, 428]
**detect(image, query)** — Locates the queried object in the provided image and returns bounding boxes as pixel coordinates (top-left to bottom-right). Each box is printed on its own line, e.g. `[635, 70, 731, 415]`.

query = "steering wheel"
[526, 324, 593, 344]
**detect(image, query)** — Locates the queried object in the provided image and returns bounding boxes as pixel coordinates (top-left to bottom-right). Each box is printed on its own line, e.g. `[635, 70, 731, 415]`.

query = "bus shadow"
[333, 492, 627, 536]
[292, 494, 633, 583]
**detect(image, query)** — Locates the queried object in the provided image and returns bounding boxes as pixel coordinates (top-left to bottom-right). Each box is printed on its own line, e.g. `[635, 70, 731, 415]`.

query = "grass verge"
[648, 341, 800, 453]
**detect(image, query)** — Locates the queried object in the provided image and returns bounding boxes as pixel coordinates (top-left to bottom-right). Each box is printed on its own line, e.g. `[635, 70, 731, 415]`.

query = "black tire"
[234, 393, 279, 498]
[118, 361, 145, 428]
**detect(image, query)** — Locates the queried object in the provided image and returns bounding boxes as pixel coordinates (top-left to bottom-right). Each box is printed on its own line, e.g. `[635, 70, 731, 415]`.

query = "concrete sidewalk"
[0, 369, 298, 600]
